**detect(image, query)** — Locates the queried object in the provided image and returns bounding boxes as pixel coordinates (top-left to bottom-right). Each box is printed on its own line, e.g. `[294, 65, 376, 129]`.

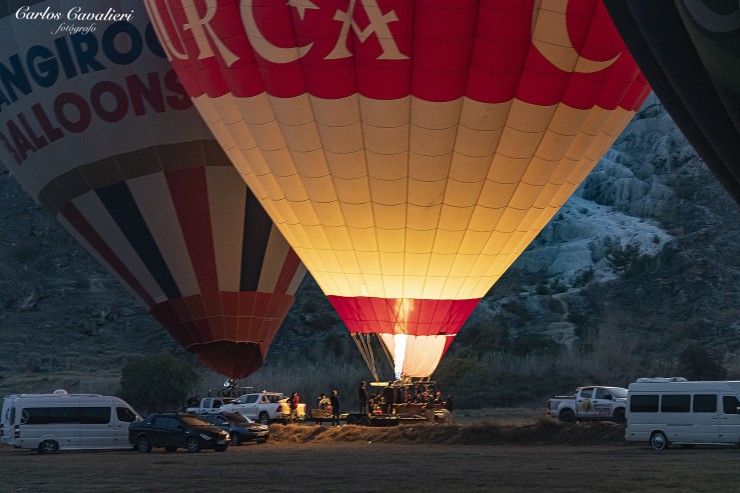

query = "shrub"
[677, 344, 727, 380]
[572, 268, 595, 288]
[118, 354, 199, 413]
[510, 333, 562, 356]
[605, 240, 651, 278]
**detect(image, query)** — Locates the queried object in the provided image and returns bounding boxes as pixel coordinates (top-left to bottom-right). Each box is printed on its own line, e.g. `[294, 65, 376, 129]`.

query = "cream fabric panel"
[379, 334, 451, 379]
[194, 92, 636, 301]
[72, 191, 167, 304]
[205, 166, 247, 293]
[127, 173, 201, 297]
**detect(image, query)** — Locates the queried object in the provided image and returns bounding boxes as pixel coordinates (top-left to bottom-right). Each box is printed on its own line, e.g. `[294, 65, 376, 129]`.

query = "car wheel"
[613, 409, 626, 424]
[215, 445, 228, 452]
[231, 433, 242, 446]
[38, 440, 59, 454]
[136, 436, 152, 453]
[650, 431, 669, 451]
[258, 412, 270, 425]
[164, 446, 177, 452]
[558, 409, 576, 424]
[186, 436, 201, 453]
[257, 438, 268, 444]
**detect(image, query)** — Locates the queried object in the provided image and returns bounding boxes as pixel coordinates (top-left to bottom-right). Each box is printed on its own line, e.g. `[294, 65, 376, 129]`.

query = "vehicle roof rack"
[635, 377, 688, 383]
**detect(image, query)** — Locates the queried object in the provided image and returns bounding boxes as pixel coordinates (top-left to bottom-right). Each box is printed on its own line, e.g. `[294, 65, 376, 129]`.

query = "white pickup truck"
[220, 392, 306, 424]
[184, 396, 234, 414]
[546, 386, 627, 423]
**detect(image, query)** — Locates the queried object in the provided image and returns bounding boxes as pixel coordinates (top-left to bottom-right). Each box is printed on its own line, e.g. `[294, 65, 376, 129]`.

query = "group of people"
[358, 380, 455, 423]
[314, 390, 341, 426]
[291, 381, 455, 426]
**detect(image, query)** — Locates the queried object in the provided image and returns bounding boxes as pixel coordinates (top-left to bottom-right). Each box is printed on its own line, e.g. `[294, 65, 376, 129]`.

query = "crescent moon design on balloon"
[241, 0, 314, 63]
[532, 0, 620, 74]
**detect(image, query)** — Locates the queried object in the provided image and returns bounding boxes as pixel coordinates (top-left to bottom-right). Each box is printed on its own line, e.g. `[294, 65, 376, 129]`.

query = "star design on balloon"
[288, 0, 319, 21]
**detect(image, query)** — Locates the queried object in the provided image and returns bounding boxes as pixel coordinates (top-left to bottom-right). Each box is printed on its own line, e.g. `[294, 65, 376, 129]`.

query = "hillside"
[1, 96, 739, 407]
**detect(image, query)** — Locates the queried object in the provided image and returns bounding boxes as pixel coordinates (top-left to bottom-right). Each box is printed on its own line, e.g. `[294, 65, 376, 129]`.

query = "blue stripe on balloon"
[239, 188, 272, 292]
[95, 181, 182, 300]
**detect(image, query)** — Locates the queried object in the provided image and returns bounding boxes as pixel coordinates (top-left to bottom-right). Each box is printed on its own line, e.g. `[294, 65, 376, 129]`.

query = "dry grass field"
[3, 419, 740, 492]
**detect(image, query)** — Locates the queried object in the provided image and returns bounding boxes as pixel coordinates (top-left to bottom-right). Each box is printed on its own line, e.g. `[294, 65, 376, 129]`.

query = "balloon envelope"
[0, 0, 305, 378]
[146, 0, 650, 377]
[604, 0, 740, 205]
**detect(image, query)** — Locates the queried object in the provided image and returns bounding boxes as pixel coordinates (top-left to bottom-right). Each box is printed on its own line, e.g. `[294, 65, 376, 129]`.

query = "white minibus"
[625, 378, 740, 450]
[1, 390, 141, 453]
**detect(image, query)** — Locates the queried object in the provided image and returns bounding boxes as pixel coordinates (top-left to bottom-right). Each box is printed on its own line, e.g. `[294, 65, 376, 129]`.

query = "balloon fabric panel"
[603, 0, 740, 204]
[145, 0, 650, 377]
[0, 0, 306, 378]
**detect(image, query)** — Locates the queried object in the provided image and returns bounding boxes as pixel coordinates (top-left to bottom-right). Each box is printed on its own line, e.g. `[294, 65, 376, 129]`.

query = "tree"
[605, 240, 651, 278]
[118, 354, 199, 413]
[677, 344, 727, 380]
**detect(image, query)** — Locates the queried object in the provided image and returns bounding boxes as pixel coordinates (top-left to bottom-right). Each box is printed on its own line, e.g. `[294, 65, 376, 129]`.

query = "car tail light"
[0, 423, 4, 437]
[276, 404, 282, 413]
[14, 425, 20, 438]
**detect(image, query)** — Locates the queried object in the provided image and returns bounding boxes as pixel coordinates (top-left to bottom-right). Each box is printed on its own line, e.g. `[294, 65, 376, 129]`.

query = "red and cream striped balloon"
[0, 0, 305, 378]
[145, 0, 650, 378]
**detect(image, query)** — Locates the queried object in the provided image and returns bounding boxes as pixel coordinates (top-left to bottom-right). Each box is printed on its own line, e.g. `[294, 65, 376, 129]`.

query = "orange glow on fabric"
[145, 0, 651, 377]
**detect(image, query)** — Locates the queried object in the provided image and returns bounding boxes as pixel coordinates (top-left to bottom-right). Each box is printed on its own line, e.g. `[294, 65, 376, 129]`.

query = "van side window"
[79, 407, 111, 424]
[116, 407, 137, 422]
[723, 396, 740, 415]
[661, 394, 690, 413]
[693, 394, 717, 413]
[22, 407, 78, 424]
[630, 394, 659, 413]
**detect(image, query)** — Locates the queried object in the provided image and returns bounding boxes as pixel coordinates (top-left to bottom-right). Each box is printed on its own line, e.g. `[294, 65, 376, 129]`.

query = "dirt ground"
[4, 422, 740, 492]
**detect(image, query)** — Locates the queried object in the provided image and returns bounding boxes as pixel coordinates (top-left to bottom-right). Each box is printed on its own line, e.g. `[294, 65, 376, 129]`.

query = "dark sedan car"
[129, 412, 230, 453]
[200, 412, 270, 445]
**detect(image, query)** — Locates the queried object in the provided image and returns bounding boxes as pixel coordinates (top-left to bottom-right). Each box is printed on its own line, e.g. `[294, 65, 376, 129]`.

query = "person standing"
[330, 390, 340, 426]
[358, 381, 368, 414]
[425, 391, 436, 423]
[383, 383, 394, 415]
[444, 394, 455, 425]
[289, 391, 300, 424]
[317, 393, 330, 426]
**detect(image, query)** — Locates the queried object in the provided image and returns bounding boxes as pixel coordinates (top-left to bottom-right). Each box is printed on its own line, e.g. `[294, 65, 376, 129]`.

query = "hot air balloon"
[0, 0, 305, 378]
[145, 0, 650, 380]
[603, 1, 740, 204]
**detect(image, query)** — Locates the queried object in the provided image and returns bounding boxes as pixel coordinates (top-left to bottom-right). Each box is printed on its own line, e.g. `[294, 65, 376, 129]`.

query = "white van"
[625, 378, 740, 450]
[1, 390, 141, 453]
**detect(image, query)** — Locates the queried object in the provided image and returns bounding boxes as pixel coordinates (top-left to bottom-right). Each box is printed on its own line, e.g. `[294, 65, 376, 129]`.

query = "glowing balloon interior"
[0, 0, 305, 378]
[145, 0, 651, 378]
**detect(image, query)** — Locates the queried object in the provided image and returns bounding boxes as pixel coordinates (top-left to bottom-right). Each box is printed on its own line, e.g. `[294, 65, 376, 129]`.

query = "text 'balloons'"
[0, 0, 305, 378]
